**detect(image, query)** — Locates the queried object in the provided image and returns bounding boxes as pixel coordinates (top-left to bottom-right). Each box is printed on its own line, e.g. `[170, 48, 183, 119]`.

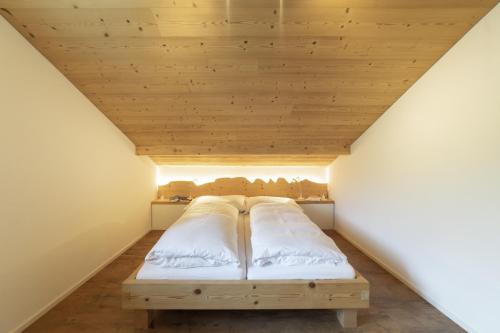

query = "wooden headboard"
[158, 177, 328, 199]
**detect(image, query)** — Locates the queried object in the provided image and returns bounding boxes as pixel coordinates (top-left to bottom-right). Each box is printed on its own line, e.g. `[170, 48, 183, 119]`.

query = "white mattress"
[245, 215, 356, 280]
[136, 214, 246, 280]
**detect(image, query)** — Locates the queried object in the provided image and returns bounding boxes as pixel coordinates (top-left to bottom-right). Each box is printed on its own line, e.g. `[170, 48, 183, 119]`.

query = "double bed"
[122, 196, 369, 328]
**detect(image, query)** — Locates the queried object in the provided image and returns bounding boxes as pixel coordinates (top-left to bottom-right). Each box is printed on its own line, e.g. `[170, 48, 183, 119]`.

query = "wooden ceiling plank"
[1, 0, 496, 165]
[88, 93, 397, 107]
[137, 145, 350, 155]
[150, 154, 338, 166]
[1, 0, 497, 9]
[2, 7, 489, 38]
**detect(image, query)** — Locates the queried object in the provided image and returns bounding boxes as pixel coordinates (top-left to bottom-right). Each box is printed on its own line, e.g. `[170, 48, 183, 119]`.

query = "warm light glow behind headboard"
[156, 165, 328, 186]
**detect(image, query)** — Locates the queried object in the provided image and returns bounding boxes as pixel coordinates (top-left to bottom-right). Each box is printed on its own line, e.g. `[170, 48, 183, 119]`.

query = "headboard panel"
[158, 177, 328, 199]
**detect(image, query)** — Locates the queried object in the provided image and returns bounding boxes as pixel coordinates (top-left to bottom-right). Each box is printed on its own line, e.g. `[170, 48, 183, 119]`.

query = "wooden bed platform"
[122, 264, 369, 329]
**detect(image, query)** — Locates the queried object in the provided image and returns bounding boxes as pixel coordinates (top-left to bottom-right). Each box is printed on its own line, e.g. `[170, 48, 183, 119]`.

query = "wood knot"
[308, 282, 316, 288]
[252, 285, 256, 289]
[254, 300, 259, 305]
[194, 289, 202, 295]
[1, 8, 13, 16]
[145, 297, 149, 302]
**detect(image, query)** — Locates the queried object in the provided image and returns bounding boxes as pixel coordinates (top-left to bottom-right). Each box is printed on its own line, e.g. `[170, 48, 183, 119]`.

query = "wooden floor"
[24, 231, 464, 333]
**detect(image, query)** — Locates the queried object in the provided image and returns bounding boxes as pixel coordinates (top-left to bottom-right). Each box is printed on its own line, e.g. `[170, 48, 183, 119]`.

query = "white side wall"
[329, 6, 500, 333]
[0, 17, 157, 333]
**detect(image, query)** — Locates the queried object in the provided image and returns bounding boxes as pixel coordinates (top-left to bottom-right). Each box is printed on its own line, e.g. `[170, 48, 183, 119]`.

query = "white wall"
[0, 17, 157, 333]
[329, 5, 500, 333]
[157, 165, 328, 185]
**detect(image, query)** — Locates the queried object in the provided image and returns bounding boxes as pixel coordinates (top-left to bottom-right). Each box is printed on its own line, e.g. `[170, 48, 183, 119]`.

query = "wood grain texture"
[157, 177, 328, 198]
[122, 266, 369, 310]
[295, 199, 334, 204]
[22, 230, 466, 333]
[150, 199, 335, 204]
[150, 155, 339, 166]
[1, 0, 497, 165]
[122, 266, 369, 328]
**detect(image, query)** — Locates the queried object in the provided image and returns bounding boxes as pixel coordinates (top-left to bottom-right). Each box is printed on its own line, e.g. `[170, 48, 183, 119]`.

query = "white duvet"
[250, 203, 347, 266]
[145, 202, 240, 268]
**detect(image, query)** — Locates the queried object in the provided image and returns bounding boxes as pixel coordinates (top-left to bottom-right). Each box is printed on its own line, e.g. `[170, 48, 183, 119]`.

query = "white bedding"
[145, 202, 240, 268]
[137, 198, 355, 281]
[249, 203, 347, 267]
[137, 214, 246, 280]
[245, 215, 355, 280]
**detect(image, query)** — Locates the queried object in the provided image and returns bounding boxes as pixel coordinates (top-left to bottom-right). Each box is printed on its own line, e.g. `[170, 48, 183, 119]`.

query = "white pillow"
[185, 195, 247, 213]
[246, 196, 302, 211]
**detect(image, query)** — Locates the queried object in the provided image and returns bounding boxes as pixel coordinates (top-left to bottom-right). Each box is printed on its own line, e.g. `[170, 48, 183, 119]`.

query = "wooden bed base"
[122, 264, 369, 329]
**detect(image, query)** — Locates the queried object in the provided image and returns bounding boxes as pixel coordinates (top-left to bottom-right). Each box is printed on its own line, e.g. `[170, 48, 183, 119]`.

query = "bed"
[122, 197, 369, 328]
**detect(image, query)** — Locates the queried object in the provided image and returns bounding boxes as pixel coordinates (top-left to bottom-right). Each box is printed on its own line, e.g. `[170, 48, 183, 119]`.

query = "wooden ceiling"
[1, 0, 497, 165]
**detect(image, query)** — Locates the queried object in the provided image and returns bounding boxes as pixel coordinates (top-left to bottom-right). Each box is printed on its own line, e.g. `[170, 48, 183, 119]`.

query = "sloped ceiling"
[0, 0, 497, 165]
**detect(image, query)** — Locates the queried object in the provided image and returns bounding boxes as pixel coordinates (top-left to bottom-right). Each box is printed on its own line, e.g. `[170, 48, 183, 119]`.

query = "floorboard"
[23, 230, 465, 333]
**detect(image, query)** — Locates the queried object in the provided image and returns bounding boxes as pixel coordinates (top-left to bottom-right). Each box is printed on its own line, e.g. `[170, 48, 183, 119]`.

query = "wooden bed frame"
[122, 264, 369, 329]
